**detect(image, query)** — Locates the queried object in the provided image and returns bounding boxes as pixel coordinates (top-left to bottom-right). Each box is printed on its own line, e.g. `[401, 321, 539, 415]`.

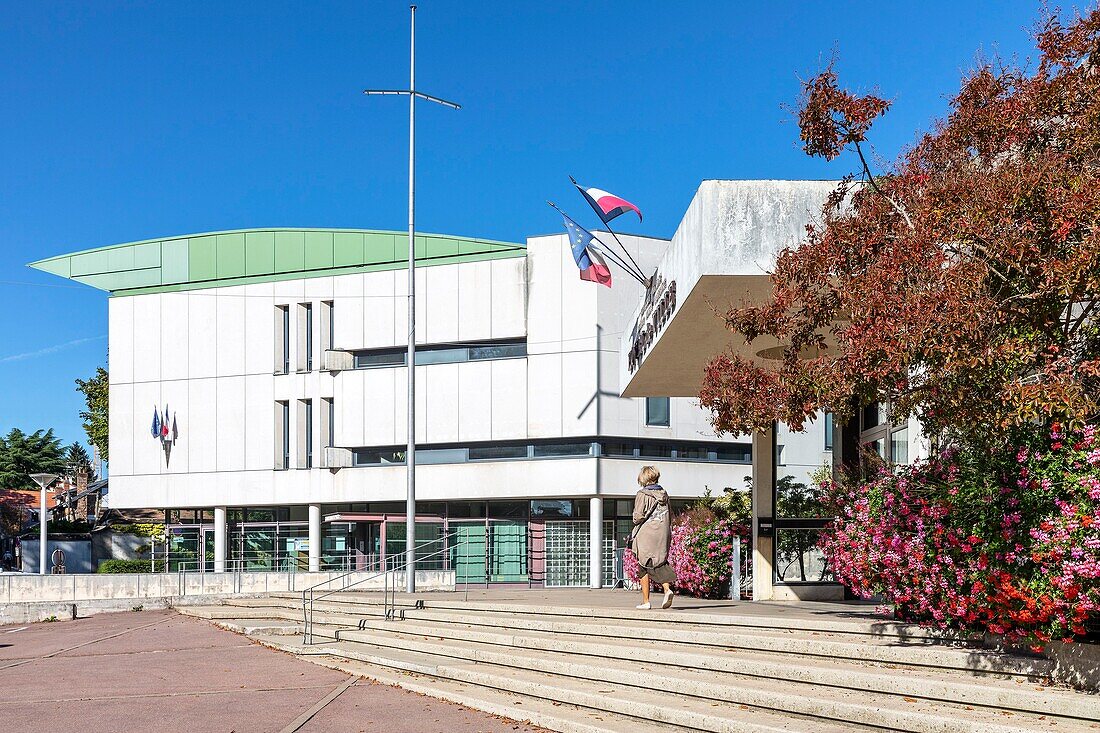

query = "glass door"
[489, 520, 528, 582]
[202, 528, 215, 572]
[450, 522, 487, 584]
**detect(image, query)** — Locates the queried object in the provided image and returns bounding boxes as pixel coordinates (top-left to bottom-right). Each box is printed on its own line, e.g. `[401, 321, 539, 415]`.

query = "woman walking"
[630, 466, 674, 610]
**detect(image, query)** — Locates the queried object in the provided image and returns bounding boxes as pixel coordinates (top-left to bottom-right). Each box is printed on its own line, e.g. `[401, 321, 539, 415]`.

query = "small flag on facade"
[151, 407, 161, 439]
[572, 178, 643, 224]
[560, 212, 612, 288]
[171, 413, 178, 444]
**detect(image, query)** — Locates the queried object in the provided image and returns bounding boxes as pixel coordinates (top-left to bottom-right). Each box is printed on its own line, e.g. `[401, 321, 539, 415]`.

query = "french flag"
[561, 213, 612, 288]
[572, 178, 642, 224]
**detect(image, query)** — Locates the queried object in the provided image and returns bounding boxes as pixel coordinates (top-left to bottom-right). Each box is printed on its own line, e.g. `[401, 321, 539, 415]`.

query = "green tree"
[75, 366, 108, 461]
[0, 428, 66, 489]
[65, 442, 95, 481]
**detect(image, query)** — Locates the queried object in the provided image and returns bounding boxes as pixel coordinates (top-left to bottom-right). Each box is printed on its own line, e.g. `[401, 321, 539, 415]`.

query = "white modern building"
[620, 180, 928, 599]
[32, 219, 827, 588]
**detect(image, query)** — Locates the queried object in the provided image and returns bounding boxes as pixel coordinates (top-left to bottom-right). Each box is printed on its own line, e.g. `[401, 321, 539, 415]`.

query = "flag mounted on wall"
[571, 177, 643, 224]
[559, 211, 613, 288]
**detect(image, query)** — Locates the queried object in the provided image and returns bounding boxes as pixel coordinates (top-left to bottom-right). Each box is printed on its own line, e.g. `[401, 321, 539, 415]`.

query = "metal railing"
[301, 532, 472, 644]
[164, 549, 358, 574]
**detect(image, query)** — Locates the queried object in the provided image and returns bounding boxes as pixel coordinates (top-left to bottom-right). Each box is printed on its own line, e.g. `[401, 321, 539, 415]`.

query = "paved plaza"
[0, 609, 547, 733]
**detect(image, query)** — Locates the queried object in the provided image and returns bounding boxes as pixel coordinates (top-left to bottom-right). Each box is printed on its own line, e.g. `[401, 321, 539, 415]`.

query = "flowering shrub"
[820, 425, 1100, 645]
[625, 505, 751, 599]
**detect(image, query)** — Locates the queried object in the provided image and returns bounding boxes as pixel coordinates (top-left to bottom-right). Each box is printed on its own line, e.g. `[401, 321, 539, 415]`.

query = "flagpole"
[547, 201, 647, 286]
[364, 5, 461, 595]
[570, 176, 648, 282]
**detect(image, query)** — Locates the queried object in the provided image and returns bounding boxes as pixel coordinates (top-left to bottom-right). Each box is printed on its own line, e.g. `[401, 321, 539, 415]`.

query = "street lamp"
[364, 5, 461, 594]
[29, 473, 57, 575]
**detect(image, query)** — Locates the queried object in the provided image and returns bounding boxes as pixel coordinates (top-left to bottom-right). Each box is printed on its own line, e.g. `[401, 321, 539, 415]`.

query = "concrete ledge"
[0, 569, 454, 606]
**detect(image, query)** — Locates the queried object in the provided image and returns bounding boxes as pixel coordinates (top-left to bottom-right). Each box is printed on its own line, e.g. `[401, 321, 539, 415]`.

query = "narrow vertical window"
[275, 401, 290, 469]
[322, 398, 335, 448]
[320, 300, 334, 355]
[298, 303, 313, 372]
[274, 305, 290, 374]
[302, 399, 313, 469]
[645, 397, 670, 427]
[824, 412, 834, 451]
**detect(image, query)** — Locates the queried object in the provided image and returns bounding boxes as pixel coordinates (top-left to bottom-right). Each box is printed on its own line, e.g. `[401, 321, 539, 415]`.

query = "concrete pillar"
[589, 496, 603, 589]
[308, 504, 321, 572]
[213, 506, 226, 573]
[752, 428, 776, 601]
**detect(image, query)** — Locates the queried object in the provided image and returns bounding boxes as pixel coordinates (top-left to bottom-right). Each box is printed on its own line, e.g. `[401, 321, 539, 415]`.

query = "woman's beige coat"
[631, 486, 672, 568]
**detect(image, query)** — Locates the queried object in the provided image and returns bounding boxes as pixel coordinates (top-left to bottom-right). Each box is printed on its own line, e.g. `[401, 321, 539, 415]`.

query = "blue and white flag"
[151, 407, 161, 439]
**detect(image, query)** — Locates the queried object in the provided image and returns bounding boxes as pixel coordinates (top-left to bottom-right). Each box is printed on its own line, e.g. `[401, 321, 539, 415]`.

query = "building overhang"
[620, 180, 840, 398]
[28, 227, 525, 296]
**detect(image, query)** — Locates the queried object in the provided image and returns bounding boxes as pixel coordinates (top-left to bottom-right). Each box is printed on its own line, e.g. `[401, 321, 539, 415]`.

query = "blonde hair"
[637, 465, 661, 487]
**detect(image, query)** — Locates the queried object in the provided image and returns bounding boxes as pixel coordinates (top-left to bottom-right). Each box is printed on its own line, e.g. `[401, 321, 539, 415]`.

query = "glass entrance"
[489, 521, 528, 582]
[451, 522, 487, 584]
[202, 528, 215, 572]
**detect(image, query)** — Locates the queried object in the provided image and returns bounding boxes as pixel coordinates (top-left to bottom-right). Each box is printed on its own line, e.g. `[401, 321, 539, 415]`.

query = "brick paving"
[0, 610, 547, 732]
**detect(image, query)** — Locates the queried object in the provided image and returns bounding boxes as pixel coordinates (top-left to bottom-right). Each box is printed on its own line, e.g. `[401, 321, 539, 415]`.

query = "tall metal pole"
[363, 5, 459, 596]
[405, 4, 417, 595]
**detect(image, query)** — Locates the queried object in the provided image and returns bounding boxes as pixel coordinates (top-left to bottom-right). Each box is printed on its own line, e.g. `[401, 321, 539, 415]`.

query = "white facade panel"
[215, 376, 246, 472]
[131, 294, 161, 383]
[360, 368, 396, 446]
[490, 358, 526, 441]
[457, 361, 492, 443]
[490, 257, 526, 339]
[244, 376, 274, 471]
[108, 383, 134, 477]
[108, 297, 134, 385]
[457, 261, 492, 343]
[243, 284, 274, 376]
[215, 290, 246, 377]
[187, 293, 217, 380]
[362, 271, 396, 349]
[425, 266, 460, 345]
[526, 353, 562, 438]
[159, 292, 189, 382]
[186, 378, 218, 474]
[425, 362, 460, 443]
[332, 273, 364, 351]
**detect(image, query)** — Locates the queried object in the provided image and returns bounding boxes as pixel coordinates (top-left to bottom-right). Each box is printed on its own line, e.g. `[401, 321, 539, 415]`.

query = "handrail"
[302, 532, 465, 644]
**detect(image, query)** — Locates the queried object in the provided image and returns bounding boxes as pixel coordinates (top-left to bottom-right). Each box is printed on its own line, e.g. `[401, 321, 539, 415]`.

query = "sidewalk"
[0, 609, 547, 732]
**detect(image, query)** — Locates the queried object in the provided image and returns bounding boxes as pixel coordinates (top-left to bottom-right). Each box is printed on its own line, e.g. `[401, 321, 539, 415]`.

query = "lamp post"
[29, 473, 58, 575]
[364, 5, 461, 594]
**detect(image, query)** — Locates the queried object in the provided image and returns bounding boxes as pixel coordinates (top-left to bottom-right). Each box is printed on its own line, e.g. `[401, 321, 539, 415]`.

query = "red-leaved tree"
[699, 9, 1100, 450]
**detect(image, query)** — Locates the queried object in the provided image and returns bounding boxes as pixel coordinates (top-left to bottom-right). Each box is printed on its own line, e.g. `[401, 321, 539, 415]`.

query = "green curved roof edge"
[27, 227, 526, 296]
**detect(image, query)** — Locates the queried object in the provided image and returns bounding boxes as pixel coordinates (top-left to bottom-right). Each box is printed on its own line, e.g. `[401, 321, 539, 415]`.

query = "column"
[752, 428, 776, 601]
[589, 496, 603, 589]
[213, 506, 226, 573]
[308, 504, 321, 572]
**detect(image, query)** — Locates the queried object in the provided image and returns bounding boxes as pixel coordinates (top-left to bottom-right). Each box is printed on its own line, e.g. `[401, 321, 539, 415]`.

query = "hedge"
[97, 559, 152, 574]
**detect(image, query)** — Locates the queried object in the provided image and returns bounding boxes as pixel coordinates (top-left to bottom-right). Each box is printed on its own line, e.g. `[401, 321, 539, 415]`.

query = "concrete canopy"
[619, 180, 839, 398]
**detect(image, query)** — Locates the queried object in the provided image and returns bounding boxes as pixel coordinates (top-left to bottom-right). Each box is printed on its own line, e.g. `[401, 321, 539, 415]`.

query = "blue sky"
[0, 0, 1045, 454]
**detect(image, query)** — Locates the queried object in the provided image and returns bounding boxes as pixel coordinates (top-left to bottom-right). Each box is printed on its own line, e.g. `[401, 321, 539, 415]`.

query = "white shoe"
[661, 590, 674, 609]
[635, 602, 651, 610]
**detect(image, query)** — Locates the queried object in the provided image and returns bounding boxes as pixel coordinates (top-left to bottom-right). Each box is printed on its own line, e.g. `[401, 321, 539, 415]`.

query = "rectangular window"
[600, 441, 636, 457]
[824, 412, 834, 451]
[417, 448, 468, 464]
[639, 443, 673, 458]
[468, 444, 527, 460]
[862, 402, 885, 430]
[532, 443, 593, 458]
[891, 427, 909, 464]
[352, 339, 526, 369]
[298, 303, 313, 372]
[777, 444, 786, 466]
[353, 448, 406, 465]
[274, 306, 290, 374]
[320, 300, 334, 354]
[275, 401, 290, 469]
[645, 397, 670, 427]
[300, 399, 313, 469]
[712, 444, 752, 462]
[322, 398, 334, 448]
[676, 446, 708, 460]
[354, 349, 407, 369]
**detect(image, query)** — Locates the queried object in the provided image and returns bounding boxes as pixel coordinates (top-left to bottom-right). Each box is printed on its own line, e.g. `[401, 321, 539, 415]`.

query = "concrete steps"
[178, 593, 1100, 733]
